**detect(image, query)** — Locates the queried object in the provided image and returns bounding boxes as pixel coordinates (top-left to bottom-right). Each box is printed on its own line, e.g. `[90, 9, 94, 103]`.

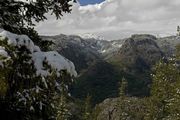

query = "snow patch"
[32, 51, 77, 77]
[112, 42, 122, 48]
[78, 33, 105, 40]
[0, 30, 39, 53]
[0, 46, 9, 58]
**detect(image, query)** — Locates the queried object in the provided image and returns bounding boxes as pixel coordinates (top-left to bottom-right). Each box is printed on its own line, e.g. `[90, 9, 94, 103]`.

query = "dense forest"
[0, 0, 180, 120]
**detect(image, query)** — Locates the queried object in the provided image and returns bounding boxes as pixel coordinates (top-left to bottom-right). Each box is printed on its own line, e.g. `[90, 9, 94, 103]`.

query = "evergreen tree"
[57, 93, 70, 120]
[57, 70, 72, 120]
[0, 1, 77, 119]
[0, 38, 57, 119]
[119, 77, 128, 98]
[176, 44, 180, 59]
[0, 0, 76, 47]
[177, 26, 180, 36]
[0, 0, 75, 30]
[82, 95, 92, 120]
[0, 36, 75, 120]
[117, 77, 129, 120]
[148, 49, 180, 119]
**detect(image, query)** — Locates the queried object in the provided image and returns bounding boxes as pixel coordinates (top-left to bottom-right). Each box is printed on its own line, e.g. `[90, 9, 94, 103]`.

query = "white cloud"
[35, 0, 180, 40]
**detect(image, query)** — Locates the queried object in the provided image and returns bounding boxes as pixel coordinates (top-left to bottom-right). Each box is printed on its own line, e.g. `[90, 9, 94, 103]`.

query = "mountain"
[41, 34, 101, 73]
[41, 34, 124, 73]
[41, 34, 180, 105]
[108, 34, 164, 73]
[78, 33, 105, 40]
[155, 36, 180, 57]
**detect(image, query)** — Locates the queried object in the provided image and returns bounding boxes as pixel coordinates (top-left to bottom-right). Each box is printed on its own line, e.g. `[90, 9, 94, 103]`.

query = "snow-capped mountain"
[78, 33, 105, 40]
[41, 33, 180, 70]
[41, 33, 180, 104]
[41, 34, 125, 70]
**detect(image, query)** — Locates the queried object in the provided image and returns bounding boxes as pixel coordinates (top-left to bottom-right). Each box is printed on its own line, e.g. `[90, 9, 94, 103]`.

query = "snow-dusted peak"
[78, 33, 105, 40]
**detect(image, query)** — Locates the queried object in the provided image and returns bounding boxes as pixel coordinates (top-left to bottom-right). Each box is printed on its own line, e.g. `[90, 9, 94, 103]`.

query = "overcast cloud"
[35, 0, 180, 40]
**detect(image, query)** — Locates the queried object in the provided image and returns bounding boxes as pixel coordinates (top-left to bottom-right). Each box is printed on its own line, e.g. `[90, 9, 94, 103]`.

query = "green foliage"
[57, 70, 72, 120]
[0, 0, 75, 29]
[71, 61, 122, 105]
[82, 95, 92, 120]
[0, 37, 74, 120]
[72, 60, 150, 105]
[92, 46, 180, 120]
[0, 1, 76, 119]
[57, 94, 71, 120]
[116, 77, 128, 120]
[0, 38, 14, 97]
[147, 56, 180, 119]
[176, 44, 180, 59]
[119, 77, 128, 98]
[0, 0, 75, 49]
[111, 60, 152, 96]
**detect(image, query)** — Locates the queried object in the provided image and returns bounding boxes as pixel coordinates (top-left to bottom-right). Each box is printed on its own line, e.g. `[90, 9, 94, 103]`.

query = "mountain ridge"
[41, 33, 180, 104]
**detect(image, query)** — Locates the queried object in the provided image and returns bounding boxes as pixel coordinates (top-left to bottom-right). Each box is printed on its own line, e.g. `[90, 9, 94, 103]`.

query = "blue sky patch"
[78, 0, 105, 6]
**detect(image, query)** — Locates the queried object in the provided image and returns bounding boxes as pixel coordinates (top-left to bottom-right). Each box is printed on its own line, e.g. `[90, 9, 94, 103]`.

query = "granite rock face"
[156, 36, 180, 57]
[108, 34, 164, 72]
[94, 97, 148, 120]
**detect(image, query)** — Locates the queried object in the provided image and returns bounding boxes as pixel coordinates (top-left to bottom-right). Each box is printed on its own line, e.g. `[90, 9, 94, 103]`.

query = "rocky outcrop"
[41, 34, 101, 73]
[94, 97, 148, 120]
[108, 34, 164, 73]
[156, 36, 180, 57]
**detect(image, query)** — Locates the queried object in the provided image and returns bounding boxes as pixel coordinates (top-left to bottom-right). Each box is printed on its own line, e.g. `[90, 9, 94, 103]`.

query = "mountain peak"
[78, 33, 105, 40]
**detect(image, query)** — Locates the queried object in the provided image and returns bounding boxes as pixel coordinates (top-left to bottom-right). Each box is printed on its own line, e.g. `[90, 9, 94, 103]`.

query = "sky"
[35, 0, 180, 40]
[79, 0, 105, 6]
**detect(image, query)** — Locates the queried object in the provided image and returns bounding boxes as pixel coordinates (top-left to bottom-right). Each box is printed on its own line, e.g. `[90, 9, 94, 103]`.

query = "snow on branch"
[0, 30, 77, 77]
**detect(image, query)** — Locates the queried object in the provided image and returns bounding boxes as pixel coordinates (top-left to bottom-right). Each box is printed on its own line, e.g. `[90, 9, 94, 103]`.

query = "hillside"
[41, 34, 180, 105]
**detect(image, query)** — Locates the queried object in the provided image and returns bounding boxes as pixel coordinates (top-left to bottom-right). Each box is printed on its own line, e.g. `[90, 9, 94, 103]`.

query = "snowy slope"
[78, 33, 105, 40]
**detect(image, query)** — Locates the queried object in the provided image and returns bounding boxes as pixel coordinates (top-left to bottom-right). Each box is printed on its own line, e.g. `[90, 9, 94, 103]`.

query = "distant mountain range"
[41, 34, 180, 104]
[78, 33, 105, 40]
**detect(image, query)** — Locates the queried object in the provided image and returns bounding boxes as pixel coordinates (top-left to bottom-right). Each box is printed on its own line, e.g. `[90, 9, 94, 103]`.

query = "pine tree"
[57, 93, 70, 120]
[0, 1, 77, 119]
[0, 0, 76, 47]
[0, 36, 75, 120]
[57, 70, 72, 120]
[176, 44, 180, 59]
[119, 77, 128, 98]
[177, 26, 180, 36]
[116, 77, 128, 120]
[148, 55, 180, 119]
[0, 0, 75, 29]
[82, 94, 92, 120]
